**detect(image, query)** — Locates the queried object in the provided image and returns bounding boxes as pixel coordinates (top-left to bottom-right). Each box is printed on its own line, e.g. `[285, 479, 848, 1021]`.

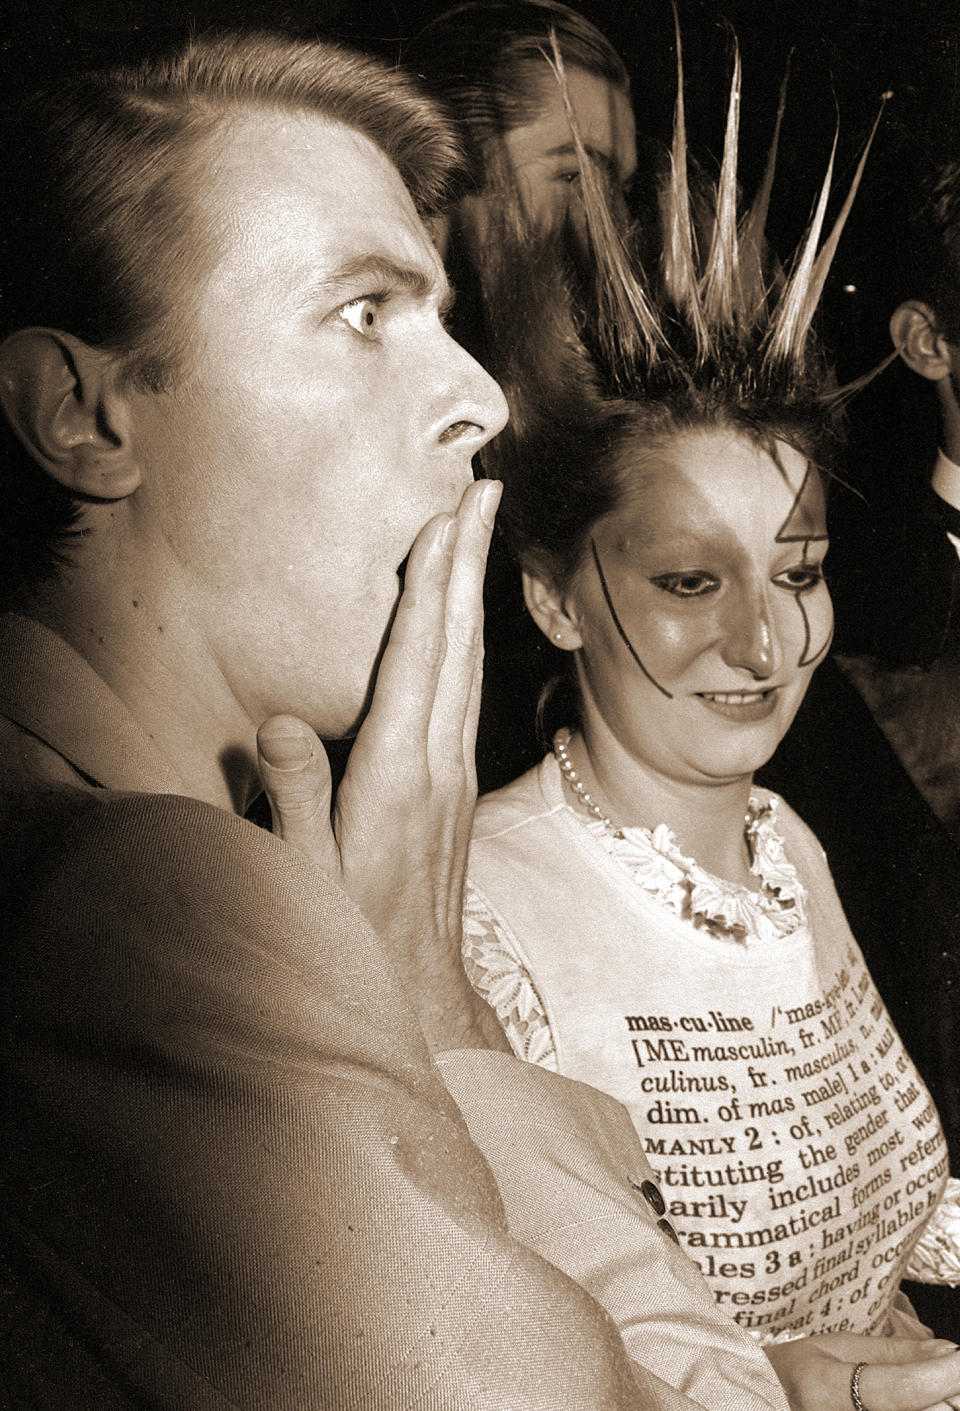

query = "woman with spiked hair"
[463, 35, 960, 1401]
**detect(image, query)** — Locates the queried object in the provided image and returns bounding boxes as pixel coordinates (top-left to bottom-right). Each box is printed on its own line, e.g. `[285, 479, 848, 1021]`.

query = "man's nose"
[719, 588, 781, 680]
[433, 337, 509, 451]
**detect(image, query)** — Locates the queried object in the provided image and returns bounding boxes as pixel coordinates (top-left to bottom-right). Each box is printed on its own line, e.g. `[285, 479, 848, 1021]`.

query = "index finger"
[429, 478, 501, 773]
[360, 508, 458, 756]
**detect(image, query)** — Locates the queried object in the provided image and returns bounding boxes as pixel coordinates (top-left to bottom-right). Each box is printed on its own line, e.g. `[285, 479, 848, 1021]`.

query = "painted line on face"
[590, 538, 673, 698]
[772, 458, 832, 668]
[793, 541, 835, 668]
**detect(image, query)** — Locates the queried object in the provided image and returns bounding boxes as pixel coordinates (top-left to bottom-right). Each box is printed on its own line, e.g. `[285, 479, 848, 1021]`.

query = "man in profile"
[0, 29, 755, 1409]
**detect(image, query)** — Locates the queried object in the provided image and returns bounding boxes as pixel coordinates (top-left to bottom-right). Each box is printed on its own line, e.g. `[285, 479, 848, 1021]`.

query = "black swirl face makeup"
[568, 427, 832, 787]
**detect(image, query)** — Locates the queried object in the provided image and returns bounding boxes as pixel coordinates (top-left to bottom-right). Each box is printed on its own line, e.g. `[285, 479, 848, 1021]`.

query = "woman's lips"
[696, 688, 780, 721]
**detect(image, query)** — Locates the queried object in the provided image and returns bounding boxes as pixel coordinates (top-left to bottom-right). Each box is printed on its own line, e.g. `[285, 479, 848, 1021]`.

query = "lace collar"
[559, 769, 807, 945]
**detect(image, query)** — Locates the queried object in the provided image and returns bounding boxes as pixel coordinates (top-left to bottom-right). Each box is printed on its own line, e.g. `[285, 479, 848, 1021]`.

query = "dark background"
[4, 0, 957, 220]
[3, 0, 957, 496]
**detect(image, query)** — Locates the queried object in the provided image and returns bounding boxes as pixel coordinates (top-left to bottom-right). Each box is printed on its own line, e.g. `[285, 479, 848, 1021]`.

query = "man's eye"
[556, 170, 582, 186]
[338, 296, 381, 336]
[650, 571, 720, 598]
[773, 565, 825, 593]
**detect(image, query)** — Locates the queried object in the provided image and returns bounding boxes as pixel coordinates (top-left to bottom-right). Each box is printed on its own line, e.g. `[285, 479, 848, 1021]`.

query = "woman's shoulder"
[753, 785, 835, 886]
[472, 752, 564, 844]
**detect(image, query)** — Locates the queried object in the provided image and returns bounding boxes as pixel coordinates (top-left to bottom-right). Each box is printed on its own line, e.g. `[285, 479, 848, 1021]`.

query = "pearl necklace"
[552, 727, 755, 838]
[551, 729, 802, 942]
[553, 728, 621, 831]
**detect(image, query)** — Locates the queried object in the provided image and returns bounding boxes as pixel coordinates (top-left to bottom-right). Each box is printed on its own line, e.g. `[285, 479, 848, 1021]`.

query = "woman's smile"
[695, 687, 781, 721]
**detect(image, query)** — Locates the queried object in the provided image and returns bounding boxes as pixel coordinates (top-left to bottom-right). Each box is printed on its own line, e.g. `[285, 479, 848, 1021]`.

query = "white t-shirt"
[466, 754, 951, 1341]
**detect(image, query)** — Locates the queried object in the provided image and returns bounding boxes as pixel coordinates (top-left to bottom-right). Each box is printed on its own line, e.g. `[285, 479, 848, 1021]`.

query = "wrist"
[412, 967, 511, 1056]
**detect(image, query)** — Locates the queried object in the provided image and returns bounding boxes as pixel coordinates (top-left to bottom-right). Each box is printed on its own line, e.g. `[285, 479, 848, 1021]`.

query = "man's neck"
[22, 585, 259, 814]
[932, 447, 960, 512]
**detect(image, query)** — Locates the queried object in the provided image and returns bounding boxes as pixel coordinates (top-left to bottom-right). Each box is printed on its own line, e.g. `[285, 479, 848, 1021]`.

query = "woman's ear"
[889, 300, 955, 382]
[0, 328, 142, 499]
[522, 568, 583, 651]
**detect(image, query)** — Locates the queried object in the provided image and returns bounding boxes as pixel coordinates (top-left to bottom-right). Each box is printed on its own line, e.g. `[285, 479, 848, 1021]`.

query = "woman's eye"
[556, 169, 582, 186]
[774, 565, 825, 593]
[338, 296, 381, 336]
[650, 571, 720, 598]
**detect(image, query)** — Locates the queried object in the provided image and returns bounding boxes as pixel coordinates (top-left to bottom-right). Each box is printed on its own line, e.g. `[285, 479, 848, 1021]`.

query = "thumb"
[257, 715, 338, 872]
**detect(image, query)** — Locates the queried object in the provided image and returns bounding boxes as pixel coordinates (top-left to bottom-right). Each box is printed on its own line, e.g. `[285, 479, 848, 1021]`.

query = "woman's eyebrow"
[545, 141, 628, 182]
[605, 524, 728, 555]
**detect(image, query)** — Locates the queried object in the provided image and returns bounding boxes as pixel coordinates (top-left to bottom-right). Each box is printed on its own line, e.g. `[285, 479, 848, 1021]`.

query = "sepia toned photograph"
[2, 0, 958, 1404]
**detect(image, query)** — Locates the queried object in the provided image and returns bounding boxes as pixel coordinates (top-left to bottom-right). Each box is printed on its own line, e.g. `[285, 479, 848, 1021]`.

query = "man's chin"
[330, 656, 381, 742]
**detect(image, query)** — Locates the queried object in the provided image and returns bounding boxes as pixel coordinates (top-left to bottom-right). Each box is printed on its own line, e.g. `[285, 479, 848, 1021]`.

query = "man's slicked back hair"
[0, 29, 464, 605]
[3, 30, 462, 389]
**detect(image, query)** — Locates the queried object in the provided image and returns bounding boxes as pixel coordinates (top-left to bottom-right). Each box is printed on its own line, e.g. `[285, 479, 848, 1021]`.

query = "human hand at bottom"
[256, 479, 508, 1058]
[767, 1333, 960, 1411]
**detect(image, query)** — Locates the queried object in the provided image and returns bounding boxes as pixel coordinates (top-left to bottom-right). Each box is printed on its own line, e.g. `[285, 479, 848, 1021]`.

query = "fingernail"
[479, 479, 502, 527]
[440, 515, 458, 556]
[258, 724, 313, 770]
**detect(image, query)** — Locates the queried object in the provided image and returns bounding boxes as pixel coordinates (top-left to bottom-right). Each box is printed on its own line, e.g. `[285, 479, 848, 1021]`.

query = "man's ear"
[522, 568, 583, 651]
[889, 300, 955, 382]
[0, 328, 141, 499]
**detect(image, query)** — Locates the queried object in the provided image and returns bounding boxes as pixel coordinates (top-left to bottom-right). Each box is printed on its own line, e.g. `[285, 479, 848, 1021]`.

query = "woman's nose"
[719, 592, 781, 680]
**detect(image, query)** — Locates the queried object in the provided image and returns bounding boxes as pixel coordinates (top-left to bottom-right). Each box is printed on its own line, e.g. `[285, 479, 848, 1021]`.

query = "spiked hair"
[480, 31, 883, 589]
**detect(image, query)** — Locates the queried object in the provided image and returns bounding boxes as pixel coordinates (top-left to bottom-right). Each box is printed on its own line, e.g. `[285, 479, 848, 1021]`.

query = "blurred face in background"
[450, 62, 636, 260]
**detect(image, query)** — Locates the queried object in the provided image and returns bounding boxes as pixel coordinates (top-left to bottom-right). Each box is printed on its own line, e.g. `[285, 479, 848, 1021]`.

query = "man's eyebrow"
[306, 253, 450, 307]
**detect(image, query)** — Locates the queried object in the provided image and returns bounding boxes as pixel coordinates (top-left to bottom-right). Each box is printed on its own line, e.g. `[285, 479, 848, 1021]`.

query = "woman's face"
[453, 62, 637, 259]
[551, 427, 832, 786]
[502, 63, 637, 229]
